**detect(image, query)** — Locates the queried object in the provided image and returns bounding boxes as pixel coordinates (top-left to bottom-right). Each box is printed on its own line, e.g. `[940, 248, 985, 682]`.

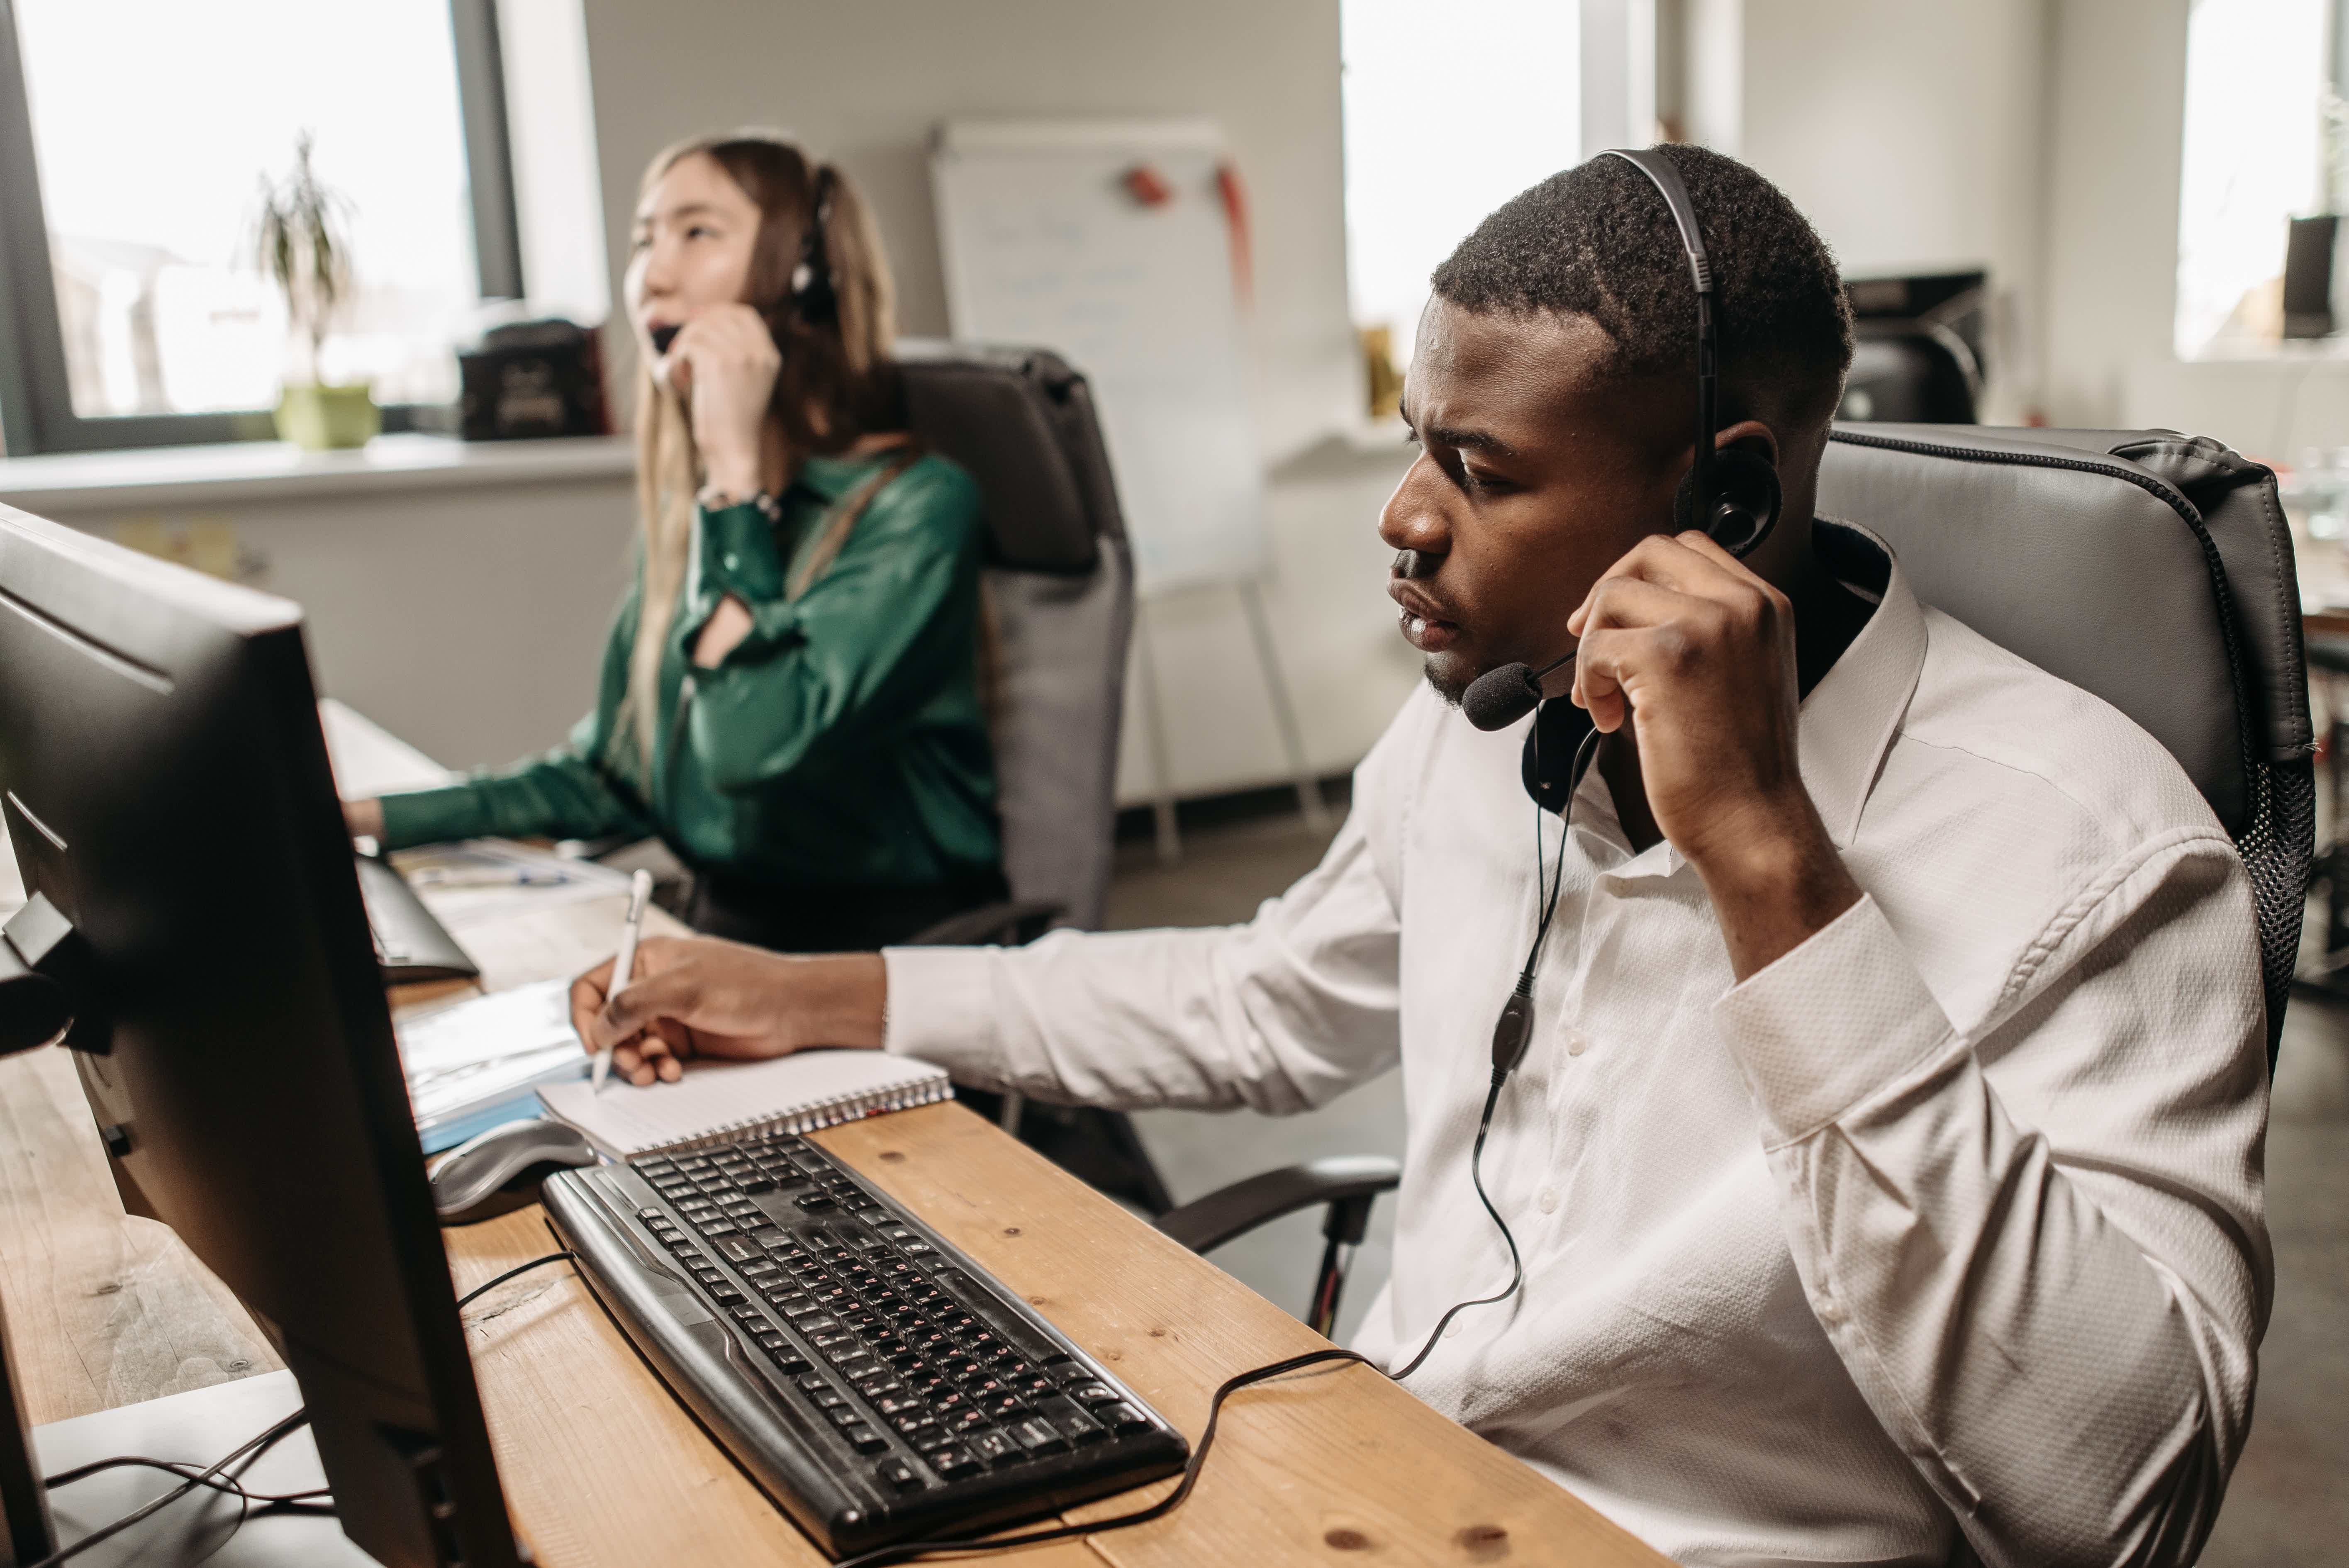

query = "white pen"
[591, 868, 655, 1096]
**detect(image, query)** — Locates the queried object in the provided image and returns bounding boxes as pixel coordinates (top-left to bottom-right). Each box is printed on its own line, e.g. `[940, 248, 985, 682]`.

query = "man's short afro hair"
[1431, 144, 1853, 424]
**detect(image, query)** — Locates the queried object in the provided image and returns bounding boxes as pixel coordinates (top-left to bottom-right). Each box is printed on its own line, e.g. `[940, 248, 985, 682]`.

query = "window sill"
[0, 433, 636, 513]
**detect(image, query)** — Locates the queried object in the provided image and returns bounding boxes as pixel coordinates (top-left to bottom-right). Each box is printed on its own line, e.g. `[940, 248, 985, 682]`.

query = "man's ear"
[1713, 420, 1779, 467]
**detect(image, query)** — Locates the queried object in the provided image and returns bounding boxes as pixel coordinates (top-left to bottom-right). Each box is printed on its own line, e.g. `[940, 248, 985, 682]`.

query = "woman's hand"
[569, 935, 887, 1086]
[344, 798, 384, 839]
[664, 304, 780, 499]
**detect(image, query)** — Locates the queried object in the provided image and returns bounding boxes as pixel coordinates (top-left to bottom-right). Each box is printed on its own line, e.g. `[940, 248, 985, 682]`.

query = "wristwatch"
[699, 484, 783, 522]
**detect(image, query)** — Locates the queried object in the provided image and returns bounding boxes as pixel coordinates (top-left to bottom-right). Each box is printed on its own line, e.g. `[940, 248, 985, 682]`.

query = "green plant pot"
[274, 382, 380, 450]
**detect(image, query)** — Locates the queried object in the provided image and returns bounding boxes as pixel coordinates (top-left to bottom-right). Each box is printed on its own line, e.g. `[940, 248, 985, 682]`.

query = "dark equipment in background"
[0, 504, 524, 1567]
[1838, 270, 1986, 424]
[2284, 215, 2339, 340]
[457, 315, 612, 440]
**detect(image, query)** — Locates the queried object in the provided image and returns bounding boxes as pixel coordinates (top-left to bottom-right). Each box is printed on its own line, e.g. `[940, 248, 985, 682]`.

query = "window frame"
[0, 0, 524, 456]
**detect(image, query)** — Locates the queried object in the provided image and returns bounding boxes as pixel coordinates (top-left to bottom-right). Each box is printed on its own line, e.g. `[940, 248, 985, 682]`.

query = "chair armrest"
[1155, 1155, 1401, 1256]
[901, 899, 1064, 948]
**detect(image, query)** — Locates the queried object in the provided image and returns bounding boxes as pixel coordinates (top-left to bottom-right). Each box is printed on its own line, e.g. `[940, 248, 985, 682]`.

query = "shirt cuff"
[698, 501, 789, 601]
[881, 946, 1013, 1089]
[375, 784, 488, 852]
[1713, 893, 1963, 1144]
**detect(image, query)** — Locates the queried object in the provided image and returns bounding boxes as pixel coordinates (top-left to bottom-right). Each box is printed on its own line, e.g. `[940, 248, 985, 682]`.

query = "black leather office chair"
[891, 342, 1174, 1214]
[1157, 423, 2311, 1335]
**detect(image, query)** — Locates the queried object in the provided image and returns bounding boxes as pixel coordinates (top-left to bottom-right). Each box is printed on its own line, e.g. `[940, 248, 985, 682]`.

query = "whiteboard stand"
[1235, 581, 1330, 835]
[1131, 609, 1184, 864]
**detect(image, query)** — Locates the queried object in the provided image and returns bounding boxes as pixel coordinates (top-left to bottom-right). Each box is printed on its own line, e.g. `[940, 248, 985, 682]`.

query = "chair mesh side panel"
[2239, 756, 2314, 1068]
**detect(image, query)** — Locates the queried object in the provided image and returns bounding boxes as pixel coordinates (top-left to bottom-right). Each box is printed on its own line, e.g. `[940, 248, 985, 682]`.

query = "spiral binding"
[657, 1076, 953, 1157]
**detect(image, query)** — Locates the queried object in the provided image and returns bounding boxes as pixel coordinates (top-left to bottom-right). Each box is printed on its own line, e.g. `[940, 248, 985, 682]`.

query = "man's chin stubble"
[1421, 660, 1472, 707]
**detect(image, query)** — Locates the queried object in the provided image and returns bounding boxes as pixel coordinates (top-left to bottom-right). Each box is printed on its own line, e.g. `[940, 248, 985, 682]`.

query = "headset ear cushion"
[1672, 448, 1783, 558]
[1711, 448, 1782, 558]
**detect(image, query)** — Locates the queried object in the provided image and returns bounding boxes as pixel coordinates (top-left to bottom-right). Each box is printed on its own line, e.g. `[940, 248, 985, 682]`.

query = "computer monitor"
[0, 505, 520, 1568]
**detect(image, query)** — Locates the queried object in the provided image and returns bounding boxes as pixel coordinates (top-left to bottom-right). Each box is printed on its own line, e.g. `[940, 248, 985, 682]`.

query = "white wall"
[577, 0, 1360, 466]
[2041, 0, 2349, 455]
[1706, 0, 2052, 421]
[6, 471, 637, 772]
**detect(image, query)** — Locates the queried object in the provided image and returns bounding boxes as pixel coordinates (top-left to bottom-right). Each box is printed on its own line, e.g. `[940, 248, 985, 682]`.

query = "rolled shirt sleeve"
[880, 698, 1430, 1115]
[1714, 833, 2270, 1568]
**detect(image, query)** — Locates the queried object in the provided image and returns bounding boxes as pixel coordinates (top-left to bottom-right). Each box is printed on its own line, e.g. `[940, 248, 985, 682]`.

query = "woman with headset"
[346, 132, 1001, 952]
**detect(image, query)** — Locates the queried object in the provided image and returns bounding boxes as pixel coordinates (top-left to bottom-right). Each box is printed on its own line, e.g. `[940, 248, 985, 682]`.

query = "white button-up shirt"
[882, 527, 2270, 1568]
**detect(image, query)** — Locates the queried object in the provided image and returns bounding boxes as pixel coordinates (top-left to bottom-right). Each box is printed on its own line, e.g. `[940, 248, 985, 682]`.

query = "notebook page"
[538, 1049, 949, 1157]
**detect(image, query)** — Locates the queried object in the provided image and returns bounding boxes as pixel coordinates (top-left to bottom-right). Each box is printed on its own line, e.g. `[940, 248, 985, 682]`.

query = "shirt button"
[1563, 1029, 1589, 1057]
[1537, 1188, 1560, 1215]
[723, 552, 740, 572]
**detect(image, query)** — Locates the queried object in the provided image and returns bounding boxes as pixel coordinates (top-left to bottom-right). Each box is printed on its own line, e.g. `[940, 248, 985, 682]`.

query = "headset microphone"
[1458, 147, 1779, 736]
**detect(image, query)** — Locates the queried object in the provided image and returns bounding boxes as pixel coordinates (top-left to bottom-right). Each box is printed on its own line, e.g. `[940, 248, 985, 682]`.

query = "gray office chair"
[1157, 423, 2311, 1335]
[892, 343, 1174, 1214]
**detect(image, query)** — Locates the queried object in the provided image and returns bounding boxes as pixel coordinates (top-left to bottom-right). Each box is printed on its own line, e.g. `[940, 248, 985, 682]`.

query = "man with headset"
[574, 146, 2268, 1568]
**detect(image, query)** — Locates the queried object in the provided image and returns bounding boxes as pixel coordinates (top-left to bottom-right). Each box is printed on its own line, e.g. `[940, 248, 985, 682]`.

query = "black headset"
[1458, 147, 1781, 736]
[787, 165, 839, 326]
[1603, 148, 1782, 558]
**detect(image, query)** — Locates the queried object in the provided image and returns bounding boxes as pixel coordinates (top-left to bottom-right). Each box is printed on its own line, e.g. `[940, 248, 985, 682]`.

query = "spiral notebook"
[536, 1049, 953, 1159]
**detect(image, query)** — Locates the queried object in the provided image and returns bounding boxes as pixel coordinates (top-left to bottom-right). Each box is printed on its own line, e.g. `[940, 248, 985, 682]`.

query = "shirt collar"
[1797, 518, 1927, 846]
[1572, 518, 1922, 877]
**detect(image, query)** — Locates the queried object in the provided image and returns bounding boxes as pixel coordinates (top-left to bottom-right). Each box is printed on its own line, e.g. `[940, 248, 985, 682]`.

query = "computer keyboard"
[539, 1129, 1190, 1557]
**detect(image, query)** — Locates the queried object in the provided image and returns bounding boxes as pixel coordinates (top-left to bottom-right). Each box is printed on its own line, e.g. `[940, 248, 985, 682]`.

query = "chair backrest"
[897, 342, 1134, 930]
[1818, 424, 2311, 1063]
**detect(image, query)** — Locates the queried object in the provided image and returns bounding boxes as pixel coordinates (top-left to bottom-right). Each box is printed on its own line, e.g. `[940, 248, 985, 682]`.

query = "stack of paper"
[395, 978, 589, 1153]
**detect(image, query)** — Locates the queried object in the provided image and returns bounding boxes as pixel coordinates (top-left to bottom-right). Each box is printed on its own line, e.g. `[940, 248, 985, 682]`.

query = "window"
[0, 0, 520, 453]
[2175, 0, 2339, 358]
[1341, 0, 1582, 371]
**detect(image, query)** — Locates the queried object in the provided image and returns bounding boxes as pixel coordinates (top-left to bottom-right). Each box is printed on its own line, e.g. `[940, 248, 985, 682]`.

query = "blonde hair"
[618, 131, 900, 774]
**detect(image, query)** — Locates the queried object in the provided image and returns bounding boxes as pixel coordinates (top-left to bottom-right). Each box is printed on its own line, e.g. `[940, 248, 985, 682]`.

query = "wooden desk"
[0, 876, 1663, 1567]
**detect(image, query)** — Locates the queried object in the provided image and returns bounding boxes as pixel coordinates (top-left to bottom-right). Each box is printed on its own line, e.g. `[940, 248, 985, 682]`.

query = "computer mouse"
[428, 1118, 599, 1226]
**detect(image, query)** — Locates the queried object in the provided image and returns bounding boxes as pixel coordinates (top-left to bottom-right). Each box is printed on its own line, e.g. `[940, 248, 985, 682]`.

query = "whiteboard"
[930, 119, 1267, 595]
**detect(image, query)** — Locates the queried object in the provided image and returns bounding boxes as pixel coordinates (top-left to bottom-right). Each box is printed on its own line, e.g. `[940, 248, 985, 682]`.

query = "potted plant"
[251, 131, 378, 448]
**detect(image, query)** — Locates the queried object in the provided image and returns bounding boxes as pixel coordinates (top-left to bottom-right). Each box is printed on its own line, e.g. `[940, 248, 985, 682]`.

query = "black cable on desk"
[457, 1249, 578, 1310]
[25, 1407, 315, 1568]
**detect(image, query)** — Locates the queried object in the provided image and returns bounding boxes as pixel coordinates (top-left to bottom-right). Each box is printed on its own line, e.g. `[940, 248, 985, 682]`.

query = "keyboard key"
[826, 1406, 862, 1429]
[1011, 1417, 1069, 1456]
[796, 1195, 838, 1212]
[855, 1376, 904, 1400]
[930, 1445, 982, 1480]
[875, 1393, 926, 1419]
[831, 1355, 884, 1382]
[692, 1269, 725, 1286]
[843, 1424, 887, 1454]
[807, 1386, 846, 1410]
[877, 1456, 921, 1491]
[796, 1375, 836, 1397]
[1098, 1402, 1153, 1435]
[730, 1305, 768, 1324]
[738, 1259, 780, 1280]
[739, 1177, 777, 1193]
[701, 1221, 741, 1237]
[947, 1407, 994, 1436]
[755, 1331, 787, 1351]
[1065, 1381, 1118, 1406]
[709, 1286, 744, 1305]
[715, 1236, 762, 1264]
[970, 1430, 1021, 1465]
[809, 1332, 858, 1356]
